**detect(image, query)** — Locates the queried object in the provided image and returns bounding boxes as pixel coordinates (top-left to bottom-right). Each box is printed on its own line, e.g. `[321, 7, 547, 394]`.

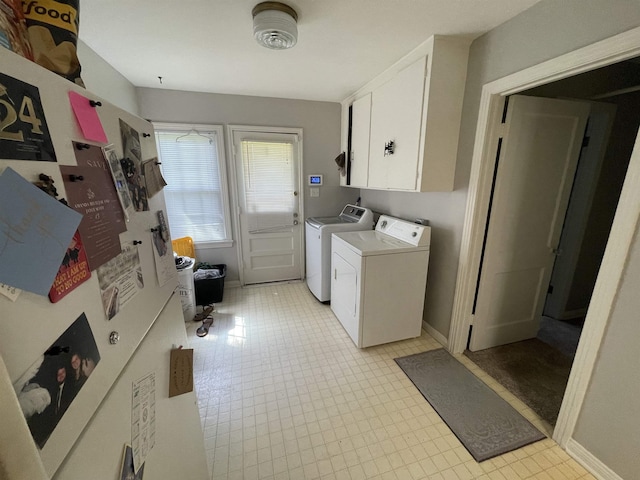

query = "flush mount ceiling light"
[252, 1, 298, 50]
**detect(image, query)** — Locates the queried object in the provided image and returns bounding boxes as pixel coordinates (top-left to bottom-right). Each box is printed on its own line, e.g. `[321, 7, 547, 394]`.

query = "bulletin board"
[0, 47, 178, 477]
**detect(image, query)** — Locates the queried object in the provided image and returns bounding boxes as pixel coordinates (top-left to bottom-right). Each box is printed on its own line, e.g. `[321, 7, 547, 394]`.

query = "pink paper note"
[68, 91, 108, 143]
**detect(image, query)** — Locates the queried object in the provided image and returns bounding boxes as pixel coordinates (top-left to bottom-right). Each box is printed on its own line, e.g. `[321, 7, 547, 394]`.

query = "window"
[153, 123, 232, 246]
[240, 139, 295, 213]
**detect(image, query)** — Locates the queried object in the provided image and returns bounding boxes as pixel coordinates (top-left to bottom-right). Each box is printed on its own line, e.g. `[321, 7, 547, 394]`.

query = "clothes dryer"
[330, 215, 431, 348]
[305, 205, 373, 302]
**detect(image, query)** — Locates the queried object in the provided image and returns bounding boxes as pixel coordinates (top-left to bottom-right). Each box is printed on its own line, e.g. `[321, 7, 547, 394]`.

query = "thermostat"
[308, 175, 323, 186]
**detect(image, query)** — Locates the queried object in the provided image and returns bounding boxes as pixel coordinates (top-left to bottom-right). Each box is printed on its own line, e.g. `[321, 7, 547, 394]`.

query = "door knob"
[293, 191, 298, 196]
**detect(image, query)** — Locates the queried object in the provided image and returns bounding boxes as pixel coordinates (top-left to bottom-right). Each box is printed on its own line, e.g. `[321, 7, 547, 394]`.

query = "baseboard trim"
[566, 438, 623, 480]
[423, 321, 448, 348]
[225, 280, 241, 288]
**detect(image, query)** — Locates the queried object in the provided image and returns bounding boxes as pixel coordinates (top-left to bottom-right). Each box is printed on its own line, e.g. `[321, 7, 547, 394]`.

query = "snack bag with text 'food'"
[23, 0, 84, 86]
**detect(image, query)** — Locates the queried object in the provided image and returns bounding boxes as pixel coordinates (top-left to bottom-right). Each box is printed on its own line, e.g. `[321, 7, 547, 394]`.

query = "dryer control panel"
[375, 215, 431, 246]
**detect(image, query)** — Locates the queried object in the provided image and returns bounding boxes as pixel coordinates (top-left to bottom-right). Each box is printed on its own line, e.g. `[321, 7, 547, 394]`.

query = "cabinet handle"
[384, 141, 395, 156]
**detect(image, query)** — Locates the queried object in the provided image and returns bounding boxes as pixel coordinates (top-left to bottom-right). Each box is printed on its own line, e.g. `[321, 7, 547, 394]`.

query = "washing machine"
[305, 204, 373, 302]
[330, 215, 431, 348]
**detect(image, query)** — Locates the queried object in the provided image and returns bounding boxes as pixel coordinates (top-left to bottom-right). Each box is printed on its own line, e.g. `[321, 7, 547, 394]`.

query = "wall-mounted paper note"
[151, 211, 176, 287]
[132, 372, 156, 473]
[0, 168, 82, 295]
[48, 230, 91, 303]
[169, 348, 193, 398]
[68, 91, 108, 143]
[96, 244, 143, 320]
[0, 72, 56, 162]
[103, 144, 135, 221]
[61, 165, 124, 271]
[141, 158, 166, 199]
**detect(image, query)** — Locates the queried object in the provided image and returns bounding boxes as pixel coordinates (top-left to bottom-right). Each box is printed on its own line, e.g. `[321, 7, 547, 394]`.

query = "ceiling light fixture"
[252, 1, 298, 50]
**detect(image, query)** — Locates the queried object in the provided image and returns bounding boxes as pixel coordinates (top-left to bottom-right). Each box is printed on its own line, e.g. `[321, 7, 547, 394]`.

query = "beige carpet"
[464, 339, 573, 426]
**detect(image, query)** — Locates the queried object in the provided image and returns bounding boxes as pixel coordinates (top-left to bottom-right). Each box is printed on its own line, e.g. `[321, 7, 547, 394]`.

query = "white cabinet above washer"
[341, 35, 470, 192]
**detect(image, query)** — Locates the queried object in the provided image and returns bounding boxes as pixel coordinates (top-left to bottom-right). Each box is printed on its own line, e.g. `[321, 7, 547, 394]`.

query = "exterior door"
[470, 95, 590, 351]
[231, 128, 303, 285]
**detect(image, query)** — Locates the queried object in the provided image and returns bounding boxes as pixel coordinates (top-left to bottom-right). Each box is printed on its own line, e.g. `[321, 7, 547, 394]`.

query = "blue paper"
[0, 168, 82, 295]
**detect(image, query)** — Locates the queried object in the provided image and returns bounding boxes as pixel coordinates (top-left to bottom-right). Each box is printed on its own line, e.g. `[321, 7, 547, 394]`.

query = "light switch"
[310, 187, 320, 197]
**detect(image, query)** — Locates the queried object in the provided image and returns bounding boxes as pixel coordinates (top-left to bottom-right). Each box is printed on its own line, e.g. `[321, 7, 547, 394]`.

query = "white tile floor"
[186, 282, 595, 480]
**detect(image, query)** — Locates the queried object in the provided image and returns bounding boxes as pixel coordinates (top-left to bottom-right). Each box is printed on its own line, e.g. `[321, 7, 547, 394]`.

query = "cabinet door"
[349, 93, 371, 187]
[368, 56, 427, 190]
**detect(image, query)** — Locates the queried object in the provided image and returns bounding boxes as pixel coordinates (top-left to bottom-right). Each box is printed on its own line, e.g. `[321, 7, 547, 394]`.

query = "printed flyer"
[96, 244, 144, 320]
[0, 72, 56, 161]
[48, 230, 91, 303]
[131, 372, 156, 473]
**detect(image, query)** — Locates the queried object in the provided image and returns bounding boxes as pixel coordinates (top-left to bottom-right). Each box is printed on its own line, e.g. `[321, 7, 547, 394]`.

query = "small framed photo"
[120, 444, 144, 480]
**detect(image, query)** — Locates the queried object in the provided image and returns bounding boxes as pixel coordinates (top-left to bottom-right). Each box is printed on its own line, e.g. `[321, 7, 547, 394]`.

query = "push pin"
[89, 100, 102, 107]
[150, 227, 159, 232]
[133, 240, 143, 245]
[69, 174, 84, 182]
[142, 133, 151, 138]
[154, 161, 162, 165]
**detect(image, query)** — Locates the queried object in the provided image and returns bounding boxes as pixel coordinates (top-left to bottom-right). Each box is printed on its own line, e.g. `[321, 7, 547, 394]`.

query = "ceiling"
[79, 0, 541, 103]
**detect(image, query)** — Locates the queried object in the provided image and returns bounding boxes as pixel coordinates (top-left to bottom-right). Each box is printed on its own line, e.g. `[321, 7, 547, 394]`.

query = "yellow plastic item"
[172, 236, 195, 259]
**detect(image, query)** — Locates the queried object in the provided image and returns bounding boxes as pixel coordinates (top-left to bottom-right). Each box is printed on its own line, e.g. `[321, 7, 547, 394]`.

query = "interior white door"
[232, 129, 303, 285]
[470, 95, 590, 351]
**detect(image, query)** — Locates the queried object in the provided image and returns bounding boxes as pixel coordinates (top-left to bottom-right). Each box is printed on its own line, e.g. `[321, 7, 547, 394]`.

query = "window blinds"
[240, 140, 295, 213]
[155, 130, 227, 243]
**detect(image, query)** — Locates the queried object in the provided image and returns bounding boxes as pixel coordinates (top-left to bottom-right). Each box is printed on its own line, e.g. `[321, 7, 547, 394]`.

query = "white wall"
[76, 40, 139, 115]
[572, 214, 640, 479]
[136, 87, 356, 282]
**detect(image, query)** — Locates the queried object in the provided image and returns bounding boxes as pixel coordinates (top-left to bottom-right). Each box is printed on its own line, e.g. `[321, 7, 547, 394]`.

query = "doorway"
[228, 126, 304, 285]
[464, 66, 640, 427]
[448, 26, 640, 447]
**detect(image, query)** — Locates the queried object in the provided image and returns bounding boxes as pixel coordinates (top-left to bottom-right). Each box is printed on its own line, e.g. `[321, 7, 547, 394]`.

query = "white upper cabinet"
[349, 93, 372, 188]
[341, 35, 470, 192]
[368, 56, 427, 190]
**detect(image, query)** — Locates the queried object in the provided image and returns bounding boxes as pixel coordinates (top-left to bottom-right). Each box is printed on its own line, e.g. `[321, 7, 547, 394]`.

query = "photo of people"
[12, 313, 100, 449]
[119, 119, 149, 212]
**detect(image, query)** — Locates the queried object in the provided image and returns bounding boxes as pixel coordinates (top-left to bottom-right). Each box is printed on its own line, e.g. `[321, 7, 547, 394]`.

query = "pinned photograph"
[120, 444, 144, 480]
[119, 119, 148, 212]
[13, 313, 101, 449]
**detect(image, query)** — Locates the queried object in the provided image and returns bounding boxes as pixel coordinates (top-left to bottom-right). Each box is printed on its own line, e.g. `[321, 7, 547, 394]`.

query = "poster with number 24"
[0, 72, 56, 161]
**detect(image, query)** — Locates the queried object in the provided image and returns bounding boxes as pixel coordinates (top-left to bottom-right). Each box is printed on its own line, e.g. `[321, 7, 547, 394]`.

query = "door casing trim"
[448, 26, 640, 447]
